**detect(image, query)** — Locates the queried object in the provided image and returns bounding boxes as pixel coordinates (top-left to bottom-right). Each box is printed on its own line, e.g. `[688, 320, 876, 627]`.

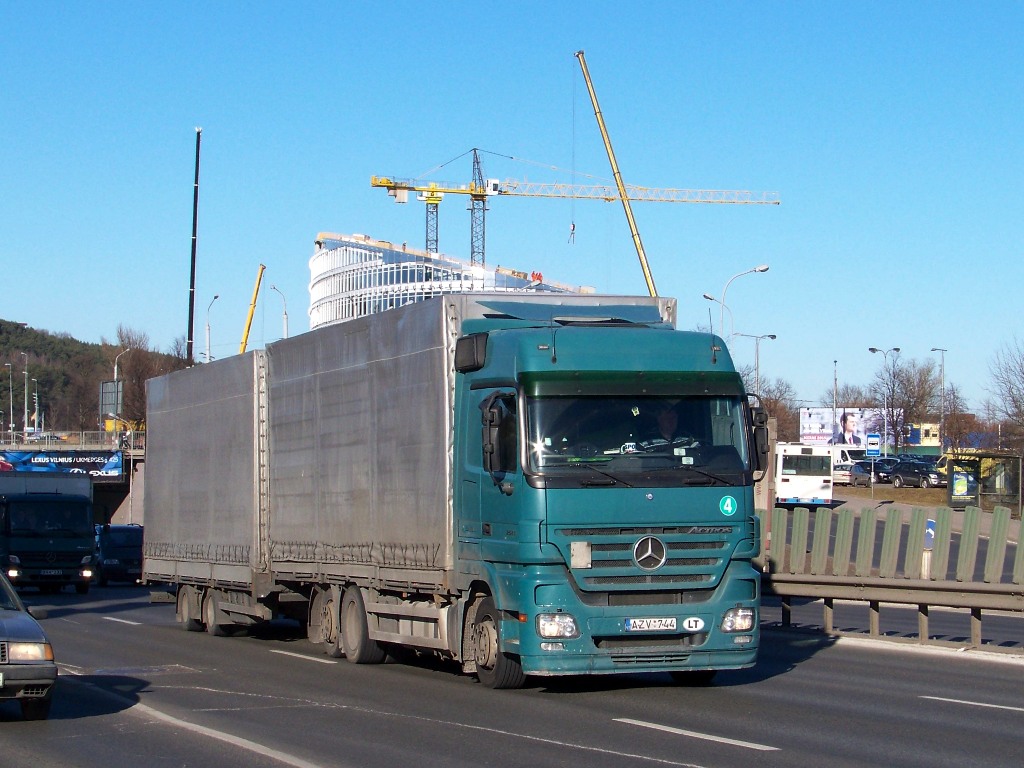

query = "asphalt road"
[3, 585, 1022, 768]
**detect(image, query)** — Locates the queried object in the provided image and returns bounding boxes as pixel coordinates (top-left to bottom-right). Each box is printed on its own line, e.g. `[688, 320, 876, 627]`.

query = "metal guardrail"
[758, 504, 1024, 649]
[1, 431, 145, 452]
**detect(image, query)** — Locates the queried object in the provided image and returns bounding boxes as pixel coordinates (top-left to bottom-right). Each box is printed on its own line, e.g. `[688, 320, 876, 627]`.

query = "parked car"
[94, 523, 144, 586]
[850, 461, 880, 486]
[833, 462, 853, 485]
[890, 460, 946, 489]
[872, 456, 899, 483]
[0, 572, 56, 720]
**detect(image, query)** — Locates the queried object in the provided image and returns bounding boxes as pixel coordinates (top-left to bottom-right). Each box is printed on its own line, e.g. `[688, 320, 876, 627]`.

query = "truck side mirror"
[480, 391, 516, 494]
[751, 406, 770, 473]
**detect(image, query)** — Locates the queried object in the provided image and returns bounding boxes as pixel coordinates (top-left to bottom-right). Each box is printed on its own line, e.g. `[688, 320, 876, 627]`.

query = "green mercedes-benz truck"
[143, 293, 768, 687]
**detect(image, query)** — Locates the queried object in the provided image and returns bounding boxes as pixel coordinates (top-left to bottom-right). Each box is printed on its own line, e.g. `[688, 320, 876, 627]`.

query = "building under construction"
[309, 233, 592, 330]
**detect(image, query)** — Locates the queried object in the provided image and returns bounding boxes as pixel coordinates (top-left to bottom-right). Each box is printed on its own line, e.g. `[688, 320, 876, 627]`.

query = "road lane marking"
[269, 650, 337, 664]
[60, 673, 331, 768]
[921, 695, 1024, 713]
[103, 616, 142, 625]
[616, 718, 780, 752]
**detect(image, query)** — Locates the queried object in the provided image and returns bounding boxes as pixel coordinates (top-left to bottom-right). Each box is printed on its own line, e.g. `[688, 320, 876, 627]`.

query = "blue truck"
[143, 294, 768, 687]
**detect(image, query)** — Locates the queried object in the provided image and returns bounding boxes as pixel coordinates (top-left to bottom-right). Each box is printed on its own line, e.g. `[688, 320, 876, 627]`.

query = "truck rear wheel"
[178, 586, 203, 631]
[471, 597, 525, 689]
[203, 590, 232, 636]
[312, 586, 344, 658]
[341, 586, 386, 664]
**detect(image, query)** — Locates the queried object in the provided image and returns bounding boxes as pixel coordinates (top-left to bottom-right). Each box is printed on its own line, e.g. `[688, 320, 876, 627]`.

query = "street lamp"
[30, 380, 37, 436]
[734, 333, 776, 394]
[4, 362, 12, 439]
[704, 264, 769, 339]
[21, 352, 28, 438]
[868, 346, 900, 457]
[270, 285, 289, 339]
[106, 413, 136, 524]
[206, 294, 219, 363]
[931, 347, 947, 450]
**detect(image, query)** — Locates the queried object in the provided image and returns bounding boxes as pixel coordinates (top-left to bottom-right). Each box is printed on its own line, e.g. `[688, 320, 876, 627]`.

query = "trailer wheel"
[203, 590, 231, 636]
[313, 586, 344, 658]
[341, 586, 386, 664]
[178, 586, 203, 631]
[470, 596, 525, 689]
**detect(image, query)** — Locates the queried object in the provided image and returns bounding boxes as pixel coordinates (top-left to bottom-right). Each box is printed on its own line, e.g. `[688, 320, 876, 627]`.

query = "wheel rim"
[320, 597, 337, 645]
[473, 615, 499, 672]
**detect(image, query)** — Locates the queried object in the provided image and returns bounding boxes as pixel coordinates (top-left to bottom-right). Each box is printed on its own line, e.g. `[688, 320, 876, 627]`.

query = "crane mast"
[574, 50, 658, 297]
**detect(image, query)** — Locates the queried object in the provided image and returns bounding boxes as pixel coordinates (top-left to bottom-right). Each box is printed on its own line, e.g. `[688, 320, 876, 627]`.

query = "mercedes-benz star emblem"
[633, 536, 668, 571]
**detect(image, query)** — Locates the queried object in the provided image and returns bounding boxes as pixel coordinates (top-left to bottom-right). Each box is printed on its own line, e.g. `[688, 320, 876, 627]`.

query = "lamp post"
[701, 293, 733, 338]
[704, 264, 769, 339]
[113, 347, 133, 419]
[931, 347, 947, 450]
[106, 413, 135, 524]
[734, 333, 776, 394]
[4, 362, 12, 440]
[868, 346, 900, 457]
[270, 284, 289, 339]
[31, 378, 38, 434]
[21, 352, 28, 438]
[206, 294, 219, 363]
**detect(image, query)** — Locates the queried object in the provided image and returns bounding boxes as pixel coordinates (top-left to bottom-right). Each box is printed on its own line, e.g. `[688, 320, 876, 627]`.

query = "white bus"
[775, 443, 833, 506]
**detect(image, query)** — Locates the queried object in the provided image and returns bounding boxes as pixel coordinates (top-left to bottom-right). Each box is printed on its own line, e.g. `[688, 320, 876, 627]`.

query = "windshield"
[526, 394, 751, 486]
[7, 500, 94, 537]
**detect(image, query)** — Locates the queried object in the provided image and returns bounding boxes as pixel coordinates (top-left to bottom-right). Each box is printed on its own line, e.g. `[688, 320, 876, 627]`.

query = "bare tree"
[988, 340, 1024, 453]
[760, 377, 800, 442]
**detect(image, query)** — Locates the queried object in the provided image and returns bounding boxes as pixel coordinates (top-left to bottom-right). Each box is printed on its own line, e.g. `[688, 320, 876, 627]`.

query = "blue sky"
[2, 3, 1021, 410]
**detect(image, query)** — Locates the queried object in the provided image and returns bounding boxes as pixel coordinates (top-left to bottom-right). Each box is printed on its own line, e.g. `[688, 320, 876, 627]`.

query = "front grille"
[555, 525, 732, 591]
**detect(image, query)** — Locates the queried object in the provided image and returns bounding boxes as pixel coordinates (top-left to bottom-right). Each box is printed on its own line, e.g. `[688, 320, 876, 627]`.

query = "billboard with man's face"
[800, 407, 884, 446]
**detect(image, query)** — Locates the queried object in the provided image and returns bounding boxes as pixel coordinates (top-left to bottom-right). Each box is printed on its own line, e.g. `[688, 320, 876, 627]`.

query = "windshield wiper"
[574, 462, 634, 488]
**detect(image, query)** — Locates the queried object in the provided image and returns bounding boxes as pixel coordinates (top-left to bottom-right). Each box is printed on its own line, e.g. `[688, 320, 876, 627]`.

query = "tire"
[178, 586, 203, 631]
[203, 590, 231, 636]
[670, 670, 717, 686]
[920, 478, 930, 489]
[20, 697, 52, 721]
[312, 586, 344, 658]
[893, 475, 903, 488]
[470, 596, 526, 689]
[341, 586, 386, 664]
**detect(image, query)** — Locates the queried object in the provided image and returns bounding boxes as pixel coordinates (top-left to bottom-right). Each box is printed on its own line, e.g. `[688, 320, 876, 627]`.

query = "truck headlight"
[721, 607, 755, 633]
[7, 642, 54, 662]
[7, 555, 20, 565]
[536, 612, 579, 639]
[81, 555, 95, 565]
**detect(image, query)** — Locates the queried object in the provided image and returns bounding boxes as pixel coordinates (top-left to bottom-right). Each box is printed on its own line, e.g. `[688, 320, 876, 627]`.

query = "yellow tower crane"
[373, 53, 779, 290]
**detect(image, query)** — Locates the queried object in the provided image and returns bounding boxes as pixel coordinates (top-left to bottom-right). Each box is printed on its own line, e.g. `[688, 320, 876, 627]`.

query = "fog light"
[721, 607, 755, 632]
[537, 612, 579, 639]
[540, 642, 565, 651]
[7, 568, 20, 579]
[81, 569, 94, 579]
[733, 635, 754, 645]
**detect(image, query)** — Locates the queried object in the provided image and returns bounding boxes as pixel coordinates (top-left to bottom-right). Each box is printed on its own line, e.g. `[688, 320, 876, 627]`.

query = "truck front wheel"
[341, 586, 386, 664]
[471, 597, 525, 689]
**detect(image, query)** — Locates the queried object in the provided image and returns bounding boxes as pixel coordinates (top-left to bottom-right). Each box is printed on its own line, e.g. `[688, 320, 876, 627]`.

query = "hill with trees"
[0, 319, 187, 433]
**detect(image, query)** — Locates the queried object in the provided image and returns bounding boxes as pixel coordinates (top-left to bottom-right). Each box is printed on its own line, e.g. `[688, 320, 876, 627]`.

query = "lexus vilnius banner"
[0, 450, 123, 480]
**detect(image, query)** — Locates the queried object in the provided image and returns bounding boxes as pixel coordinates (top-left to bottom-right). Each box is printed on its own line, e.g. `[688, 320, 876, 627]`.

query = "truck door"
[458, 389, 522, 561]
